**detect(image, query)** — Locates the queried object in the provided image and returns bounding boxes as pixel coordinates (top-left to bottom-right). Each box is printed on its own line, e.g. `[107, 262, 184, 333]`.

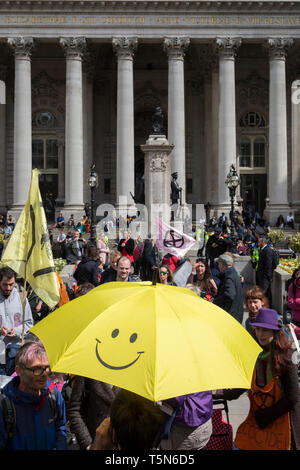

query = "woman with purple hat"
[221, 307, 300, 450]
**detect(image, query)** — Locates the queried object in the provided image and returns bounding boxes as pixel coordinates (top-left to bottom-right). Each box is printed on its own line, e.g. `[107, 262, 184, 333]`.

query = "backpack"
[0, 382, 57, 447]
[271, 247, 280, 271]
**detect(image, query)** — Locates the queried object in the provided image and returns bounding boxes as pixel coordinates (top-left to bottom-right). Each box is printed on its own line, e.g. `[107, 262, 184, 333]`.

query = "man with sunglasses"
[0, 340, 67, 450]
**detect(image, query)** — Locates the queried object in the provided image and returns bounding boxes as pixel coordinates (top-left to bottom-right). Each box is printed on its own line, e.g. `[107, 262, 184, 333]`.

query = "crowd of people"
[0, 208, 299, 451]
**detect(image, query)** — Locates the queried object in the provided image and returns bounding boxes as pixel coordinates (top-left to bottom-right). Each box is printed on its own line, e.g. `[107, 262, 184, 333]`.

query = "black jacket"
[213, 266, 244, 323]
[256, 245, 274, 290]
[141, 239, 157, 281]
[117, 238, 135, 256]
[73, 256, 99, 286]
[206, 235, 232, 263]
[67, 377, 118, 450]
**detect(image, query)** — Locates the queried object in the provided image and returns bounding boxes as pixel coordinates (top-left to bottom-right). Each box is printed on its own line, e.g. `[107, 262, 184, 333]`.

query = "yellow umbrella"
[30, 282, 262, 401]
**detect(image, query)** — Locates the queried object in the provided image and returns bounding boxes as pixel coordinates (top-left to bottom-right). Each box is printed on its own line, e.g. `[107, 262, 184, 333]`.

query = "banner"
[155, 217, 197, 258]
[1, 169, 60, 309]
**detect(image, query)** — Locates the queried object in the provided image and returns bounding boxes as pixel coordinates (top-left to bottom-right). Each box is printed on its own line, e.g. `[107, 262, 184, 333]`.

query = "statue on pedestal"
[171, 172, 182, 205]
[152, 106, 165, 135]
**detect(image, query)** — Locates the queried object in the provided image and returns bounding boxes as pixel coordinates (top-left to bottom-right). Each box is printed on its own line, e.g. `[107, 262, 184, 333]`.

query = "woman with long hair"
[158, 265, 176, 286]
[220, 308, 300, 450]
[187, 257, 217, 301]
[244, 285, 269, 333]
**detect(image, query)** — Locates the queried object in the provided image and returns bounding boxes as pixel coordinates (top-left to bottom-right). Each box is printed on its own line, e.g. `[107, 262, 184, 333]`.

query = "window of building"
[32, 137, 58, 170]
[35, 111, 56, 128]
[239, 136, 266, 169]
[239, 112, 266, 128]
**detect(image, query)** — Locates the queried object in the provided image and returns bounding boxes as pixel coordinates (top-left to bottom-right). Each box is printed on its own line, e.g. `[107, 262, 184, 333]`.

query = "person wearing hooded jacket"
[213, 253, 244, 324]
[0, 341, 67, 450]
[73, 245, 99, 287]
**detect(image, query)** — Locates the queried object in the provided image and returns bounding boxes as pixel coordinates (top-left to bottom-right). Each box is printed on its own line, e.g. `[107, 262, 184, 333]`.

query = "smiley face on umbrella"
[95, 328, 145, 370]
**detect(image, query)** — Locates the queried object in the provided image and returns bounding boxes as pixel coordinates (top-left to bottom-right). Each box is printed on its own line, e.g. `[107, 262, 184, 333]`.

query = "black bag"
[272, 247, 280, 271]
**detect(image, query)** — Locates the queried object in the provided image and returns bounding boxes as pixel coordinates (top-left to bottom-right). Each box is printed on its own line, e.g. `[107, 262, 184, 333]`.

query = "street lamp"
[225, 164, 240, 251]
[88, 163, 98, 246]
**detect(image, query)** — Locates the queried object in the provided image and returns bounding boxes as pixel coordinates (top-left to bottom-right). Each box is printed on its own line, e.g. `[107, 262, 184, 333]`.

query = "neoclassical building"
[1, 0, 300, 224]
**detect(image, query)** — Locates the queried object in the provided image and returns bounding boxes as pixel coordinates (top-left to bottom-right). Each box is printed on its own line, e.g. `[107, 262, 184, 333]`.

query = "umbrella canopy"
[30, 282, 262, 401]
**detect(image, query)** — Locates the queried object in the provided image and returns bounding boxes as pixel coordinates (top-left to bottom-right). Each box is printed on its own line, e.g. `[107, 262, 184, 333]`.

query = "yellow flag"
[1, 169, 60, 309]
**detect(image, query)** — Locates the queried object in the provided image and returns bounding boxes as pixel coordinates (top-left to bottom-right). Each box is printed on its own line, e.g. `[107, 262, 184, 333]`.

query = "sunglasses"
[160, 270, 168, 275]
[22, 365, 51, 376]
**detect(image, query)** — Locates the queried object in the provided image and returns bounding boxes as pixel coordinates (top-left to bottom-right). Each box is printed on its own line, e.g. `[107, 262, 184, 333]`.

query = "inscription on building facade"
[3, 15, 300, 26]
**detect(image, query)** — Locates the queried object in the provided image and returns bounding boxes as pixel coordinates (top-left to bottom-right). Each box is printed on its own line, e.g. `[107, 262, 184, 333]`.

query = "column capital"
[59, 37, 86, 60]
[264, 37, 294, 61]
[112, 37, 138, 59]
[7, 37, 35, 58]
[163, 37, 190, 60]
[215, 37, 242, 60]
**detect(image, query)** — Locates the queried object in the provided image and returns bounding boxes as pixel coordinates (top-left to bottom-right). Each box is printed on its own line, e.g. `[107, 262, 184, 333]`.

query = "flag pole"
[21, 201, 30, 346]
[21, 265, 28, 346]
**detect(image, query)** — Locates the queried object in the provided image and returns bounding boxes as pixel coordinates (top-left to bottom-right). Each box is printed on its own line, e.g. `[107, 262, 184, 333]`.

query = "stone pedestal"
[141, 134, 174, 238]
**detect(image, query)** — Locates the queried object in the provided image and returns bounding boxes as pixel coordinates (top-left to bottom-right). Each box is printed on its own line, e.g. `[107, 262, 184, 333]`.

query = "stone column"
[163, 37, 190, 203]
[215, 37, 241, 215]
[0, 65, 7, 213]
[112, 37, 138, 209]
[211, 60, 219, 208]
[264, 37, 293, 223]
[203, 71, 212, 203]
[82, 48, 96, 205]
[8, 37, 34, 209]
[291, 79, 300, 215]
[56, 136, 65, 204]
[60, 37, 86, 216]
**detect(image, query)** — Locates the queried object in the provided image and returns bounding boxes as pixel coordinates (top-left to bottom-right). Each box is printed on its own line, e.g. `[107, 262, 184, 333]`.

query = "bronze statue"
[171, 172, 182, 205]
[152, 106, 164, 135]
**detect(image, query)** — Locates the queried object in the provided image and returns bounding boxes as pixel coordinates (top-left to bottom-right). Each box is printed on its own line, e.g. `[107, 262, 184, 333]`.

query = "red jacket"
[162, 255, 178, 272]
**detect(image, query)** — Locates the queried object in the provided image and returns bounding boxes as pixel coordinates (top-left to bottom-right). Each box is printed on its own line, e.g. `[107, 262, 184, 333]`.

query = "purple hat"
[250, 308, 281, 331]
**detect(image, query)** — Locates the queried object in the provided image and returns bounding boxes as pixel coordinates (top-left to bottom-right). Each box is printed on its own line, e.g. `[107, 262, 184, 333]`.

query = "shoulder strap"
[0, 393, 16, 442]
[47, 382, 58, 422]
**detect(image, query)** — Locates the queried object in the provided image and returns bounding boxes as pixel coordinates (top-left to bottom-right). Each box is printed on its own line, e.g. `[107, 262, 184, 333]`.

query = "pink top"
[288, 282, 300, 323]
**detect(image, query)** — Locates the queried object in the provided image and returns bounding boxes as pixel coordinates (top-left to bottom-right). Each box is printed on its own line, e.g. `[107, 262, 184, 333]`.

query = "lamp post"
[225, 164, 240, 252]
[88, 163, 98, 246]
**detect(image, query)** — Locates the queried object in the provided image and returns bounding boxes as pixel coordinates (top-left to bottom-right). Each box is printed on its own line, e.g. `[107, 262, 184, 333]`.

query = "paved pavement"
[226, 392, 249, 439]
[215, 308, 252, 439]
